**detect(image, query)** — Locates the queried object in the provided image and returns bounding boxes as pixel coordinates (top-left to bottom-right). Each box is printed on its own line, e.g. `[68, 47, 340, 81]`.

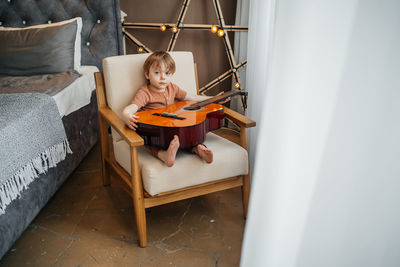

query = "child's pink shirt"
[131, 83, 187, 111]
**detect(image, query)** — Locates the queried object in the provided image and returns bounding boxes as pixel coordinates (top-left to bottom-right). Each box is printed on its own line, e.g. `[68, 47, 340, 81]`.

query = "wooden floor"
[0, 128, 245, 267]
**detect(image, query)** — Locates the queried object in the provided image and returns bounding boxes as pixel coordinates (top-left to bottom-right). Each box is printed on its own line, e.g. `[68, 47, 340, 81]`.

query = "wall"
[119, 0, 237, 96]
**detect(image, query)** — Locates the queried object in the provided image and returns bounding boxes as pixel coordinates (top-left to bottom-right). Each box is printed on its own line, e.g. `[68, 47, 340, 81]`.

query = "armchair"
[94, 52, 255, 247]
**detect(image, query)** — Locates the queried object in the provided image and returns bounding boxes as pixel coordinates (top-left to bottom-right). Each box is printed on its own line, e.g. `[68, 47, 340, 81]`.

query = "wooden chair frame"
[94, 71, 256, 247]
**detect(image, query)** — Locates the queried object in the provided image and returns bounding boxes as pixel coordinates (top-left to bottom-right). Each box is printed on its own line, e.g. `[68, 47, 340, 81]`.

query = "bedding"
[0, 93, 72, 215]
[52, 65, 99, 116]
[0, 0, 123, 260]
[0, 71, 80, 95]
[0, 17, 82, 76]
[0, 64, 100, 214]
[0, 65, 99, 117]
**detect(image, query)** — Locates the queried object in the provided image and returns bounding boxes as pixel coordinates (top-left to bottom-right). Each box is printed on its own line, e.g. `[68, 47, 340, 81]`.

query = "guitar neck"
[186, 90, 247, 110]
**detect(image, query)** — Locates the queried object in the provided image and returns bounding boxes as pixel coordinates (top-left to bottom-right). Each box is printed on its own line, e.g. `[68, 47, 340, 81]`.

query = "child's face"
[145, 62, 172, 91]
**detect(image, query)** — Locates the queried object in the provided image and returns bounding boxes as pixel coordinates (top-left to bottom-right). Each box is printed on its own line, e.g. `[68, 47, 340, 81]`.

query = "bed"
[0, 0, 123, 259]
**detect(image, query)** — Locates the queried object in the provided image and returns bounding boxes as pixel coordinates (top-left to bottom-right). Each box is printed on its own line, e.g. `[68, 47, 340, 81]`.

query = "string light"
[137, 47, 144, 53]
[171, 25, 178, 33]
[217, 29, 224, 37]
[234, 82, 240, 88]
[210, 25, 218, 33]
[160, 24, 166, 31]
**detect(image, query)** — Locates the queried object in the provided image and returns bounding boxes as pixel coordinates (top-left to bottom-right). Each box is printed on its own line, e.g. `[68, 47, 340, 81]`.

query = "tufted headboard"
[0, 0, 123, 71]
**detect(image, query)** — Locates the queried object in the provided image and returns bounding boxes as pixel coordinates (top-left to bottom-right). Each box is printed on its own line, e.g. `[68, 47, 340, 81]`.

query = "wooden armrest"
[99, 106, 144, 147]
[224, 107, 256, 128]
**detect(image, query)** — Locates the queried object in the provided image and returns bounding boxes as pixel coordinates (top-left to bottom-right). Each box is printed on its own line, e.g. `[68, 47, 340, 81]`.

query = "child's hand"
[122, 104, 140, 130]
[127, 114, 139, 130]
[122, 110, 139, 130]
[216, 91, 230, 104]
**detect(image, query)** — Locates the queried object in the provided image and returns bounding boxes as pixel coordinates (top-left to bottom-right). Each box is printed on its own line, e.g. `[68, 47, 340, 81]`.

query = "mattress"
[52, 65, 99, 117]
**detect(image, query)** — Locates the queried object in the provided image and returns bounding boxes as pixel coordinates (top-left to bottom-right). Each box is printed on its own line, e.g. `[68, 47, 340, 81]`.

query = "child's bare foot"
[193, 144, 213, 163]
[158, 135, 180, 167]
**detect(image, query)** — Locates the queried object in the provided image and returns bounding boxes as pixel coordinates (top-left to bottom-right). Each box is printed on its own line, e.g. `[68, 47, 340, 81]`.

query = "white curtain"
[241, 0, 400, 266]
[231, 0, 249, 114]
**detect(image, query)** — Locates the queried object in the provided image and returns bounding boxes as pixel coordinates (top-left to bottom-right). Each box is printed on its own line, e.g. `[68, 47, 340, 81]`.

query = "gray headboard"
[0, 0, 123, 71]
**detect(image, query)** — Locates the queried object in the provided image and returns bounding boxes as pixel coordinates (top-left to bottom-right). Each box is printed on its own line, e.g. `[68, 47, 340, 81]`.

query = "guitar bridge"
[152, 112, 186, 120]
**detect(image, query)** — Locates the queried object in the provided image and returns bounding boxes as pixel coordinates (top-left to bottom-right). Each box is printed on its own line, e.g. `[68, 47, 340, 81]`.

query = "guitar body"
[136, 101, 225, 149]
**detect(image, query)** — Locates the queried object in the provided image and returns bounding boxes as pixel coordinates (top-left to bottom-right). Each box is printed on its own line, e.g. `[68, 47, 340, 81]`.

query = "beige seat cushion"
[113, 133, 248, 196]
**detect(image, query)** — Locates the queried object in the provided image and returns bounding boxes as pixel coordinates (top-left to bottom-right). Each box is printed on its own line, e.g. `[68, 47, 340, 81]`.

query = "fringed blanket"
[0, 93, 72, 215]
[0, 71, 80, 96]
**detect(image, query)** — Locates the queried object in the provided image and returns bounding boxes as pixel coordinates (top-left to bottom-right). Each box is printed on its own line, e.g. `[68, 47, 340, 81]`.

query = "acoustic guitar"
[135, 90, 247, 149]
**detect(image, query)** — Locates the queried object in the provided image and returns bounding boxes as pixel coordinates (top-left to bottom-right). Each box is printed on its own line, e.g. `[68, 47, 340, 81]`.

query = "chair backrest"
[102, 51, 198, 142]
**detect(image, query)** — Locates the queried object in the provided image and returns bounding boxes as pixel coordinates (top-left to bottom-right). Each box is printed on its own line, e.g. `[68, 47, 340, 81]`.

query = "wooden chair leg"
[242, 174, 250, 218]
[239, 127, 250, 218]
[130, 146, 147, 247]
[99, 115, 110, 186]
[132, 194, 147, 247]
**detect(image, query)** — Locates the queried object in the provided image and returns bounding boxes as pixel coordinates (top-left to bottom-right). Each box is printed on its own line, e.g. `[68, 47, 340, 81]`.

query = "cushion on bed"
[0, 17, 82, 76]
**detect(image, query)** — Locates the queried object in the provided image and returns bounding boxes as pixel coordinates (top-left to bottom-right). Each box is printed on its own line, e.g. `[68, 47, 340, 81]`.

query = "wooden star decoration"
[122, 0, 248, 111]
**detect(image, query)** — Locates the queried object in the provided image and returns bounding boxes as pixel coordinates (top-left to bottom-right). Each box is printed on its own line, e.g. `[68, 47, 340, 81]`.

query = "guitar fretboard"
[184, 90, 246, 110]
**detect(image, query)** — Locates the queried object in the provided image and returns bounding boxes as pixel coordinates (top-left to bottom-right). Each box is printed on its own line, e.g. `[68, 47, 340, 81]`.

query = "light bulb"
[211, 25, 218, 33]
[171, 26, 178, 33]
[137, 47, 144, 53]
[234, 82, 240, 88]
[217, 29, 224, 37]
[160, 24, 166, 31]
